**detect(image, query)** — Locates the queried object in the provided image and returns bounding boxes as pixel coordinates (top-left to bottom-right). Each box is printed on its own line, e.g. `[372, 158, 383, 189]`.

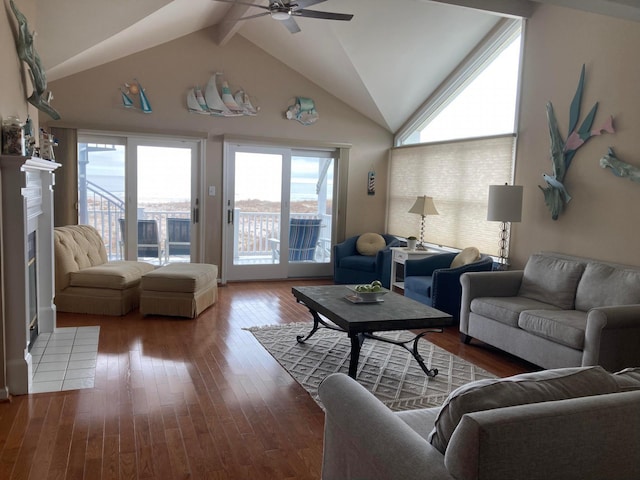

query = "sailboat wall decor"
[120, 79, 152, 113]
[186, 73, 258, 117]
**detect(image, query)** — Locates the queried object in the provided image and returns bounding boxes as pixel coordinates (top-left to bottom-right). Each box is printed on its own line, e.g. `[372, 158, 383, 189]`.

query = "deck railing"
[82, 184, 330, 263]
[234, 209, 332, 262]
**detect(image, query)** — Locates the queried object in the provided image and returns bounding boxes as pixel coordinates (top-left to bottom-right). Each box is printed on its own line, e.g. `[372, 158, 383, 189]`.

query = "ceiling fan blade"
[291, 0, 327, 10]
[215, 0, 270, 11]
[294, 9, 354, 21]
[279, 16, 301, 33]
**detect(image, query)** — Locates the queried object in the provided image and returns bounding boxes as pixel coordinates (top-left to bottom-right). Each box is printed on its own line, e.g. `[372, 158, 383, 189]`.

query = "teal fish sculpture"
[539, 64, 613, 220]
[10, 0, 61, 120]
[600, 148, 640, 183]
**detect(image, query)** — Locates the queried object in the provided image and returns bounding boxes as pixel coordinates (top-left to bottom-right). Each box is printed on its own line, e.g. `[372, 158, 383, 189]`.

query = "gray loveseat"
[319, 366, 640, 480]
[460, 251, 640, 371]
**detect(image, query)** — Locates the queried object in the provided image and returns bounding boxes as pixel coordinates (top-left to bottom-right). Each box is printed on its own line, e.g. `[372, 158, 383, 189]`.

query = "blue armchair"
[404, 251, 493, 322]
[333, 234, 402, 289]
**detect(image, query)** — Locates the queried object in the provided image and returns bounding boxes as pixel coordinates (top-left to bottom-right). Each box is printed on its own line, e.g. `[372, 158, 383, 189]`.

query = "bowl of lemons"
[346, 280, 389, 303]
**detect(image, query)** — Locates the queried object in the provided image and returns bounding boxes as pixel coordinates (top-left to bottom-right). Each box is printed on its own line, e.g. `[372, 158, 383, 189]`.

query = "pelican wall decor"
[540, 64, 614, 220]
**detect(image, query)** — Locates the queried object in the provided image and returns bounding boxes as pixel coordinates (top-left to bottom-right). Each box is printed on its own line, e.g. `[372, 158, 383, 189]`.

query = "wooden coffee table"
[292, 285, 453, 378]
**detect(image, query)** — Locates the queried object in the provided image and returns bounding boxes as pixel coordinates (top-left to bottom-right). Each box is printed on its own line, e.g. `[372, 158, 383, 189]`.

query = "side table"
[390, 247, 438, 291]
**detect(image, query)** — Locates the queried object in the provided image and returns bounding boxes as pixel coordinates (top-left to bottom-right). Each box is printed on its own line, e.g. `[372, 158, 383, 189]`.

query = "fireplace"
[27, 231, 38, 349]
[0, 155, 59, 396]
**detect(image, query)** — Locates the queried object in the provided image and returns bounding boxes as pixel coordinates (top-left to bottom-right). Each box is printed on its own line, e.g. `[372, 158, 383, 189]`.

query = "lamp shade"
[408, 195, 439, 216]
[487, 185, 523, 222]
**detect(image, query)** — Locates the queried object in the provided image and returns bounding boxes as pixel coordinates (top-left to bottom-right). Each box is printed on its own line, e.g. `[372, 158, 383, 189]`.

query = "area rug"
[245, 322, 496, 411]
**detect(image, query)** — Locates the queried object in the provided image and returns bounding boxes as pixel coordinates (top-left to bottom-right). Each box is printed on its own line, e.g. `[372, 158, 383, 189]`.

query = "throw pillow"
[356, 233, 386, 256]
[428, 366, 620, 454]
[518, 254, 585, 309]
[613, 367, 640, 392]
[450, 247, 480, 268]
[575, 263, 640, 311]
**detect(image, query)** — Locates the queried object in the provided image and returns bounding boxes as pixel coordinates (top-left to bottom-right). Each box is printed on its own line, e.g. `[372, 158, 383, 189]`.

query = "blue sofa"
[333, 234, 402, 289]
[404, 252, 493, 322]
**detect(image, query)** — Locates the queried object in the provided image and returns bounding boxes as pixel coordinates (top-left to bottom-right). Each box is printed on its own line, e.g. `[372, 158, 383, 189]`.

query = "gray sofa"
[319, 366, 640, 480]
[460, 251, 640, 371]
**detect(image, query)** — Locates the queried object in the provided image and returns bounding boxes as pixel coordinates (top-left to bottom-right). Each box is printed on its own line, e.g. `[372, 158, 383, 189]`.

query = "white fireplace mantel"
[0, 155, 60, 396]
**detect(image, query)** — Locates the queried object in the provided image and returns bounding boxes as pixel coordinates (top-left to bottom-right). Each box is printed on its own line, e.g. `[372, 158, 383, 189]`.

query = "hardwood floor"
[0, 280, 535, 479]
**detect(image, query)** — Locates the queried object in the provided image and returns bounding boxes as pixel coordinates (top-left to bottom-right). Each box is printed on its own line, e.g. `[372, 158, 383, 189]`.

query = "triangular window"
[397, 20, 522, 145]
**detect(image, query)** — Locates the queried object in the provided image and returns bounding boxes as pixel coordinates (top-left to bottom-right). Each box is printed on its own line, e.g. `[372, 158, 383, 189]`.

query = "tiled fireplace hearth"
[0, 155, 60, 397]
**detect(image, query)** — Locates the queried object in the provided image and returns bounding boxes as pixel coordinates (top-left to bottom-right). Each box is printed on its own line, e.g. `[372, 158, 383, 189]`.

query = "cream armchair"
[54, 225, 155, 315]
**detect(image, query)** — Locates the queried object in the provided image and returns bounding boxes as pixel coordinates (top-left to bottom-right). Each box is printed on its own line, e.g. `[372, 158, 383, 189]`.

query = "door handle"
[192, 207, 199, 223]
[227, 209, 233, 224]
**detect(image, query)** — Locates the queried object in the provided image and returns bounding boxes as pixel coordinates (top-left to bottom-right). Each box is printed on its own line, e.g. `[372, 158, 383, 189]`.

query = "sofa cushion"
[450, 247, 480, 268]
[428, 366, 620, 454]
[613, 367, 640, 392]
[575, 263, 640, 311]
[518, 254, 585, 309]
[339, 255, 376, 272]
[518, 309, 587, 349]
[356, 233, 386, 256]
[141, 263, 218, 293]
[470, 296, 560, 328]
[70, 261, 155, 290]
[404, 276, 432, 298]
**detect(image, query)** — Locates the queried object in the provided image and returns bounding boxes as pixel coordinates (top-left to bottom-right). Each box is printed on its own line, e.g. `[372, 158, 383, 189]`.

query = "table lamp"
[487, 184, 523, 269]
[408, 195, 439, 249]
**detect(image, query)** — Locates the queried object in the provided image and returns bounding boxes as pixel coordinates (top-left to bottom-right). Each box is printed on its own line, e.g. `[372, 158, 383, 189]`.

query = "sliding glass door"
[223, 143, 335, 282]
[78, 134, 202, 265]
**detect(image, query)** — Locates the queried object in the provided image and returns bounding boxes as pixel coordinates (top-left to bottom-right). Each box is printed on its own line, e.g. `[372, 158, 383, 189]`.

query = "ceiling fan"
[216, 0, 354, 34]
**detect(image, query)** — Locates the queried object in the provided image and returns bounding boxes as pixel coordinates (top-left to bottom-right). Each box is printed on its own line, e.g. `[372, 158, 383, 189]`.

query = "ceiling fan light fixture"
[271, 10, 291, 20]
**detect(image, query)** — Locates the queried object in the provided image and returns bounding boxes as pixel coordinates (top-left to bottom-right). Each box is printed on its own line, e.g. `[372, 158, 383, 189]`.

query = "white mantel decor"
[0, 155, 60, 396]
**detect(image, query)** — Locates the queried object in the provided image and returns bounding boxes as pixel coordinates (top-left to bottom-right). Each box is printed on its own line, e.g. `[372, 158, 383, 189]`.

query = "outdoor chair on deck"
[119, 218, 162, 263]
[165, 217, 191, 263]
[270, 218, 323, 262]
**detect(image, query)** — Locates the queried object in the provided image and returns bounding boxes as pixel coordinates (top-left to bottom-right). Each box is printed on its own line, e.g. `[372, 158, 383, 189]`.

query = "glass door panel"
[136, 145, 192, 265]
[225, 147, 288, 281]
[79, 135, 200, 265]
[287, 153, 334, 277]
[223, 144, 336, 281]
[78, 138, 126, 260]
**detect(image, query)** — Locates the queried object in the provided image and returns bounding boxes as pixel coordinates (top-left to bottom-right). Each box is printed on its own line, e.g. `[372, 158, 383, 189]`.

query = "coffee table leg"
[296, 308, 344, 343]
[365, 329, 442, 378]
[410, 331, 438, 378]
[348, 333, 364, 378]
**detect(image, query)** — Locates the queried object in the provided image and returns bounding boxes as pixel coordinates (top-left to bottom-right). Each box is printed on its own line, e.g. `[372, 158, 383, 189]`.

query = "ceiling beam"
[215, 1, 262, 46]
[533, 0, 640, 23]
[427, 0, 538, 18]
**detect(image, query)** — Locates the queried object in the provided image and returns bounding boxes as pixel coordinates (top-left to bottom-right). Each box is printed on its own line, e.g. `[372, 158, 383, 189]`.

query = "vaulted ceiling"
[34, 0, 640, 133]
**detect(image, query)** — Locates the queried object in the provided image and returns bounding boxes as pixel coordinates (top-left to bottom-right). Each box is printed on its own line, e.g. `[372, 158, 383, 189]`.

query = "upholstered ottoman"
[140, 263, 218, 318]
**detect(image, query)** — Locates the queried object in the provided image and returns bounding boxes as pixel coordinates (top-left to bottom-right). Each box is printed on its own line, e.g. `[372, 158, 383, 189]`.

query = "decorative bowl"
[345, 285, 390, 303]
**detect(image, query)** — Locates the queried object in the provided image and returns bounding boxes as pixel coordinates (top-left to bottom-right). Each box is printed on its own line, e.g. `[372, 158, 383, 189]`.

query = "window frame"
[395, 18, 524, 146]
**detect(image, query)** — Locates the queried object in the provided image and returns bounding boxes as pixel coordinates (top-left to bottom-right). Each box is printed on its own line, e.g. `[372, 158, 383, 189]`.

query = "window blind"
[387, 134, 515, 256]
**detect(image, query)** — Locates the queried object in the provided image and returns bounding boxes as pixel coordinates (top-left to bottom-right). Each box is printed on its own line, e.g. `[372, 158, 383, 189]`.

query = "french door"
[223, 143, 336, 282]
[77, 134, 202, 265]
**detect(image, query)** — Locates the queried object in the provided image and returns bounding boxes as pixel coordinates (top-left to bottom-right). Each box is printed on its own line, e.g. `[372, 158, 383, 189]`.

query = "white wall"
[45, 28, 393, 268]
[511, 4, 640, 268]
[1, 0, 39, 397]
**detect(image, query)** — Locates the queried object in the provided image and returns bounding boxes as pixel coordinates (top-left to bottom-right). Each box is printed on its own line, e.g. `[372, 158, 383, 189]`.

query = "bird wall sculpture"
[10, 0, 61, 120]
[540, 64, 614, 220]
